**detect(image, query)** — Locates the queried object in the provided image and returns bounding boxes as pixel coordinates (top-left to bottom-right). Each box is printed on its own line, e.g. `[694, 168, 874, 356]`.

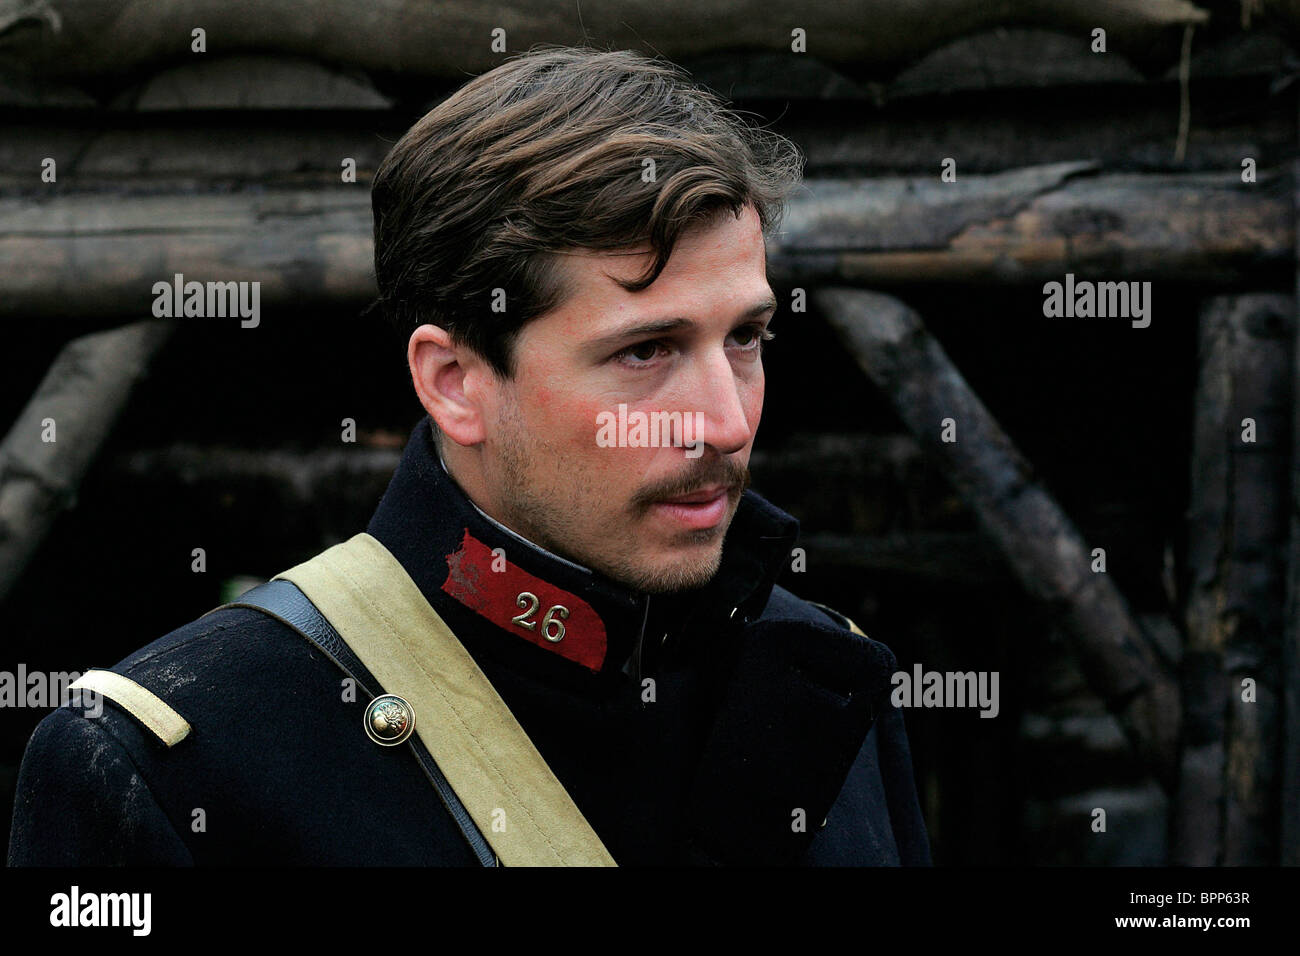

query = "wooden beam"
[779, 85, 1295, 176]
[1282, 143, 1300, 867]
[2, 76, 1288, 190]
[1177, 293, 1291, 865]
[0, 0, 1208, 82]
[772, 165, 1290, 287]
[0, 319, 174, 605]
[0, 189, 376, 320]
[814, 286, 1181, 791]
[0, 166, 1288, 321]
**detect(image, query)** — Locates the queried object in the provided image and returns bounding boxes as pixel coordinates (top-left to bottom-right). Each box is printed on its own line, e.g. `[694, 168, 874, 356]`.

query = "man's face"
[472, 203, 773, 593]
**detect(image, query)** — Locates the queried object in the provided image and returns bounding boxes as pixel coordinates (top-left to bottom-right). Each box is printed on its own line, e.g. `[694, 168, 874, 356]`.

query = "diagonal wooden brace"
[815, 286, 1181, 792]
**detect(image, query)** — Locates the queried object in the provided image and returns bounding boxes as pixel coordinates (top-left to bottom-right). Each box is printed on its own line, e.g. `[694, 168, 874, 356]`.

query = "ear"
[408, 324, 489, 446]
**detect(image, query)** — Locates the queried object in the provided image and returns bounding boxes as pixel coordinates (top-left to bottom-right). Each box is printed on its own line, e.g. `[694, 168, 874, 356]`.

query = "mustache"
[630, 458, 751, 510]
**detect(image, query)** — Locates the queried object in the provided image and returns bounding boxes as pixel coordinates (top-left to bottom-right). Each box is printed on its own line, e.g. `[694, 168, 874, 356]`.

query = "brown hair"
[371, 44, 804, 378]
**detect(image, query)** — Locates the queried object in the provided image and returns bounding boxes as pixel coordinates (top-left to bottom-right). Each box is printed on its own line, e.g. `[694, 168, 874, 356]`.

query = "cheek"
[744, 372, 765, 430]
[542, 392, 609, 451]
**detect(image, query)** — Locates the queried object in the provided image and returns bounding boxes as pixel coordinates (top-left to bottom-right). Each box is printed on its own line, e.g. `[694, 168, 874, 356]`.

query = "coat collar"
[366, 417, 799, 682]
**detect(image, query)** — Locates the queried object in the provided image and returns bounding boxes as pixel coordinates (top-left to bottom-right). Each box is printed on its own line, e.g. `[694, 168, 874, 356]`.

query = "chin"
[612, 541, 725, 594]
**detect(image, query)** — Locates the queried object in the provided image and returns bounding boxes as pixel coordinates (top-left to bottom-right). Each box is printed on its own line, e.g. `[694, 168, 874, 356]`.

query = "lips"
[649, 485, 733, 531]
[658, 484, 730, 505]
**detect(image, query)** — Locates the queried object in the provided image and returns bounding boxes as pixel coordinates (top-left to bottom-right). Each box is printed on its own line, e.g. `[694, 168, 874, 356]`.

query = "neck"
[436, 436, 491, 516]
[435, 437, 594, 576]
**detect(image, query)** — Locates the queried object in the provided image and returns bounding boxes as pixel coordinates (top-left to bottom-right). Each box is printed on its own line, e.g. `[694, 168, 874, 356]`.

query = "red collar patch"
[441, 529, 608, 672]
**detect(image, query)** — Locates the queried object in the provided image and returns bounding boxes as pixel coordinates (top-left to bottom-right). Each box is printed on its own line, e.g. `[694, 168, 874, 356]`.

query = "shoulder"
[8, 703, 196, 865]
[757, 584, 868, 636]
[117, 601, 310, 681]
[10, 603, 361, 864]
[15, 599, 347, 788]
[37, 602, 332, 755]
[753, 584, 901, 682]
[123, 603, 320, 699]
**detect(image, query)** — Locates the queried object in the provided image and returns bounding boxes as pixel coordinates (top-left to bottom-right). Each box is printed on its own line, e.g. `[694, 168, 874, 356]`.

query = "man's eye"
[616, 340, 666, 364]
[731, 324, 774, 349]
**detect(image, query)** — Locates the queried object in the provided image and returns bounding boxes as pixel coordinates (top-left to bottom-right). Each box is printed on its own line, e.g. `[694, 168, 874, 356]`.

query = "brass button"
[364, 694, 416, 746]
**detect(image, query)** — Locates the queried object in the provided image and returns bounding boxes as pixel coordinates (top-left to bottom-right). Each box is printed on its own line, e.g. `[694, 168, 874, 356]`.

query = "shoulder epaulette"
[68, 670, 191, 747]
[808, 601, 868, 637]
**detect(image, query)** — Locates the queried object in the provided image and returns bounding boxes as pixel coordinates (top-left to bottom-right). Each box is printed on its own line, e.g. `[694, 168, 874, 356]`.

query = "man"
[8, 46, 930, 866]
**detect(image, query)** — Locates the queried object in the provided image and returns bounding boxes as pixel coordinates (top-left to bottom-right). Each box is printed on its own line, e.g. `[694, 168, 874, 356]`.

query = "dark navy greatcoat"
[8, 417, 931, 866]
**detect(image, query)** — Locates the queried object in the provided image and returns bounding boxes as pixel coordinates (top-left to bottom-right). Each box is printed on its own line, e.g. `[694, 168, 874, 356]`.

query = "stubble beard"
[492, 396, 734, 595]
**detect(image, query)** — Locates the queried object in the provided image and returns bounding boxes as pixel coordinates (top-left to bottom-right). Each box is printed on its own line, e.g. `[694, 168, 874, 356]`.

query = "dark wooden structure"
[2, 1, 1298, 865]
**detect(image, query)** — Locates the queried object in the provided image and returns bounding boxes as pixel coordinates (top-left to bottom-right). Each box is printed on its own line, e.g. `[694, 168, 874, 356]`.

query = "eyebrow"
[586, 297, 778, 353]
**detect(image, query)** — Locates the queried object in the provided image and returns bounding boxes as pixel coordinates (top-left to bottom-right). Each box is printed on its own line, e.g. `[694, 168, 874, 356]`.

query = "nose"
[685, 347, 755, 457]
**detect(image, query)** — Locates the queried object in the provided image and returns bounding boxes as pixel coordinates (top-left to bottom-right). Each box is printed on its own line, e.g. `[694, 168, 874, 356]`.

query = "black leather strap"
[223, 579, 499, 867]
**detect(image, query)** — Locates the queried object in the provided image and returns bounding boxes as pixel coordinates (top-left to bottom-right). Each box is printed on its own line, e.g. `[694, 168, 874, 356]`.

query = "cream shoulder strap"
[274, 532, 615, 867]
